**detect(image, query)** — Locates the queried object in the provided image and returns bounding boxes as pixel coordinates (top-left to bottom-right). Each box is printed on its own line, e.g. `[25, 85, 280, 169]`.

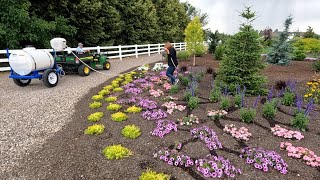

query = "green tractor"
[55, 52, 111, 76]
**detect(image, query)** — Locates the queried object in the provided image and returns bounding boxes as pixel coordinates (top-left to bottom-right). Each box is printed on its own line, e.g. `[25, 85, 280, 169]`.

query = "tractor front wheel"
[103, 62, 111, 70]
[78, 64, 91, 76]
[13, 79, 31, 87]
[43, 69, 59, 88]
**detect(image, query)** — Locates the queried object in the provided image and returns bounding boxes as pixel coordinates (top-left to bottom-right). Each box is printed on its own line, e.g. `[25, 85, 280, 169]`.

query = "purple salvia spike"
[304, 98, 314, 117]
[253, 95, 260, 108]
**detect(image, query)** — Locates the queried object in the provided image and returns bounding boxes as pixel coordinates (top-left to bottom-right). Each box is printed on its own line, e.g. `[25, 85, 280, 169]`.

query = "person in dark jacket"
[164, 42, 179, 85]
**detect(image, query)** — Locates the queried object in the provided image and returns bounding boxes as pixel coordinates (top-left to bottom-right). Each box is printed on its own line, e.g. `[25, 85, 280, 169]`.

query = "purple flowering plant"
[117, 96, 141, 105]
[133, 78, 148, 84]
[125, 87, 143, 95]
[122, 83, 135, 89]
[153, 147, 195, 168]
[141, 109, 167, 120]
[240, 147, 288, 174]
[151, 120, 178, 138]
[191, 126, 223, 150]
[138, 98, 158, 110]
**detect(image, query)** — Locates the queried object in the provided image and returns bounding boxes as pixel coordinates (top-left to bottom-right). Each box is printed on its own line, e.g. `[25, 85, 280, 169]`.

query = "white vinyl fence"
[0, 42, 187, 72]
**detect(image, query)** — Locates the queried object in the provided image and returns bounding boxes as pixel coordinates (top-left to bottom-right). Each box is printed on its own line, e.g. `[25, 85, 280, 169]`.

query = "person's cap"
[78, 42, 83, 46]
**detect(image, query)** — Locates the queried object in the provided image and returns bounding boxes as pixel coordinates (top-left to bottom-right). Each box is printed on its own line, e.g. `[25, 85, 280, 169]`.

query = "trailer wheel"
[103, 62, 111, 70]
[78, 64, 91, 76]
[13, 79, 31, 87]
[43, 69, 59, 88]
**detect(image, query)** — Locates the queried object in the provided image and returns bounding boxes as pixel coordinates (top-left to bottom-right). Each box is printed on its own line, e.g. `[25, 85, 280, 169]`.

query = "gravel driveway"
[0, 54, 162, 178]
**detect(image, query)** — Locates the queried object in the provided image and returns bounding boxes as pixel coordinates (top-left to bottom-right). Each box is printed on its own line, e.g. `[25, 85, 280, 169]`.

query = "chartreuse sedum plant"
[92, 94, 104, 101]
[89, 101, 102, 109]
[88, 112, 104, 122]
[102, 145, 132, 160]
[111, 112, 128, 122]
[125, 106, 142, 113]
[107, 103, 122, 111]
[105, 96, 117, 102]
[113, 87, 124, 93]
[84, 124, 105, 135]
[104, 85, 113, 91]
[98, 89, 111, 96]
[139, 169, 170, 180]
[122, 125, 141, 139]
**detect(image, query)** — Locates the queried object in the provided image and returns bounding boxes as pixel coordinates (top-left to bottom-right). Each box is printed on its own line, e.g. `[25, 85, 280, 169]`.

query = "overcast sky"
[180, 0, 320, 34]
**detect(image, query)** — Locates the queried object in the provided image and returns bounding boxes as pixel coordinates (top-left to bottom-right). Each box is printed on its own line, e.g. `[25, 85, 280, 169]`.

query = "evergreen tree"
[304, 26, 317, 39]
[267, 16, 293, 65]
[184, 16, 205, 66]
[216, 6, 266, 95]
[208, 30, 220, 53]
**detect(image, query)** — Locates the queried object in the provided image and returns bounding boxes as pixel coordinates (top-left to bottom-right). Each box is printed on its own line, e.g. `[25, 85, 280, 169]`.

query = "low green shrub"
[262, 101, 277, 119]
[215, 45, 225, 60]
[195, 45, 206, 57]
[177, 50, 190, 60]
[179, 75, 190, 86]
[125, 106, 142, 113]
[282, 91, 295, 106]
[87, 112, 104, 122]
[92, 94, 104, 101]
[220, 96, 231, 110]
[209, 89, 221, 103]
[312, 61, 320, 72]
[112, 83, 120, 88]
[234, 94, 242, 108]
[195, 72, 204, 82]
[89, 101, 102, 109]
[84, 124, 105, 135]
[291, 112, 309, 131]
[292, 49, 306, 61]
[139, 169, 170, 180]
[188, 96, 200, 109]
[169, 85, 179, 94]
[98, 89, 111, 96]
[107, 103, 122, 111]
[111, 112, 128, 122]
[121, 125, 141, 139]
[240, 108, 256, 123]
[102, 145, 132, 160]
[113, 87, 124, 92]
[104, 85, 113, 91]
[184, 91, 192, 101]
[105, 96, 117, 102]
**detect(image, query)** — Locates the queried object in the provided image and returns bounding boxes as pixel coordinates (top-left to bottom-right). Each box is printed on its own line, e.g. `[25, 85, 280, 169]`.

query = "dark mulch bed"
[12, 56, 320, 180]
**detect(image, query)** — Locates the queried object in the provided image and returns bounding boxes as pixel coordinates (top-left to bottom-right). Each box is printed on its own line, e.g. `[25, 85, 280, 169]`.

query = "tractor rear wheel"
[13, 79, 31, 87]
[42, 69, 59, 88]
[103, 62, 111, 70]
[78, 64, 91, 76]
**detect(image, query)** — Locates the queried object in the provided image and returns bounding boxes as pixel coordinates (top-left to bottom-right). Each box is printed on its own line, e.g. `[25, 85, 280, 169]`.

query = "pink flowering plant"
[280, 142, 320, 167]
[141, 109, 168, 120]
[207, 110, 228, 120]
[151, 120, 178, 138]
[195, 155, 242, 178]
[271, 125, 304, 140]
[163, 82, 172, 90]
[150, 76, 161, 83]
[240, 147, 288, 174]
[149, 89, 164, 98]
[140, 82, 154, 90]
[163, 96, 178, 102]
[223, 124, 252, 141]
[162, 101, 186, 114]
[153, 147, 194, 167]
[177, 114, 199, 126]
[138, 98, 158, 110]
[191, 126, 223, 150]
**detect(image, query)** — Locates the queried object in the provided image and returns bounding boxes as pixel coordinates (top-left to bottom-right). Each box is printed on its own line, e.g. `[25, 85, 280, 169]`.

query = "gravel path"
[0, 54, 162, 178]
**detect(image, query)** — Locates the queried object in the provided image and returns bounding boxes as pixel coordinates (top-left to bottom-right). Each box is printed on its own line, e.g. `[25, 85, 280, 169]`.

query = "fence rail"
[0, 42, 186, 72]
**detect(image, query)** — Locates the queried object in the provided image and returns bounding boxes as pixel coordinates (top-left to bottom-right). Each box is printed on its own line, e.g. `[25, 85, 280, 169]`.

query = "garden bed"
[15, 57, 320, 180]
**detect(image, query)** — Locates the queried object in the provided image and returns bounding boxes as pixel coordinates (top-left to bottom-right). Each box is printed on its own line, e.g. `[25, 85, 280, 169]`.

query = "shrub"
[125, 106, 142, 113]
[262, 101, 277, 119]
[184, 91, 192, 101]
[105, 96, 117, 102]
[195, 45, 206, 57]
[102, 145, 132, 160]
[89, 101, 102, 109]
[214, 45, 225, 60]
[188, 96, 200, 109]
[112, 83, 120, 88]
[87, 112, 104, 122]
[293, 38, 320, 54]
[209, 89, 221, 103]
[179, 76, 190, 86]
[139, 169, 170, 180]
[291, 112, 309, 131]
[312, 61, 320, 72]
[92, 95, 104, 101]
[234, 94, 242, 108]
[220, 96, 231, 110]
[113, 87, 124, 93]
[84, 124, 105, 135]
[282, 91, 295, 106]
[177, 50, 190, 60]
[104, 85, 113, 91]
[275, 80, 286, 90]
[121, 125, 141, 139]
[111, 112, 128, 122]
[112, 80, 120, 84]
[107, 103, 122, 111]
[292, 48, 306, 61]
[98, 89, 111, 96]
[169, 85, 179, 94]
[240, 108, 256, 123]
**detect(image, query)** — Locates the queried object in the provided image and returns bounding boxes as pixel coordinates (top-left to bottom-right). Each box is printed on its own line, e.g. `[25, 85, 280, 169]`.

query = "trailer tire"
[103, 62, 111, 70]
[43, 69, 59, 88]
[78, 64, 91, 76]
[13, 79, 31, 87]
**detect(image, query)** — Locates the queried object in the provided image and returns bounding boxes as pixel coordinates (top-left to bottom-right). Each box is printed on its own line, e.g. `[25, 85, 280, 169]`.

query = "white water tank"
[9, 47, 54, 75]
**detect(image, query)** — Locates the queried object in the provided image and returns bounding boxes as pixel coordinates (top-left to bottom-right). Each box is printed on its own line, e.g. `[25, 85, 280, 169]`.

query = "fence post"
[97, 46, 100, 54]
[119, 45, 122, 61]
[179, 42, 182, 51]
[148, 44, 150, 56]
[135, 44, 138, 58]
[184, 42, 187, 50]
[158, 43, 160, 54]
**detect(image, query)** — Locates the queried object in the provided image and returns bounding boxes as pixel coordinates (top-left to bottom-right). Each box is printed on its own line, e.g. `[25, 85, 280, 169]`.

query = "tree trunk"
[193, 53, 196, 66]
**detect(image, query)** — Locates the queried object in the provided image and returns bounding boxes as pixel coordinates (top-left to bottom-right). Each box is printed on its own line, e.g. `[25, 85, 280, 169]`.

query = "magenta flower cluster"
[223, 124, 252, 141]
[240, 147, 288, 174]
[153, 148, 194, 167]
[151, 120, 178, 138]
[138, 98, 158, 110]
[149, 89, 164, 98]
[271, 125, 304, 140]
[141, 109, 168, 120]
[195, 155, 242, 178]
[280, 142, 320, 167]
[191, 126, 223, 150]
[125, 87, 143, 95]
[162, 101, 186, 114]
